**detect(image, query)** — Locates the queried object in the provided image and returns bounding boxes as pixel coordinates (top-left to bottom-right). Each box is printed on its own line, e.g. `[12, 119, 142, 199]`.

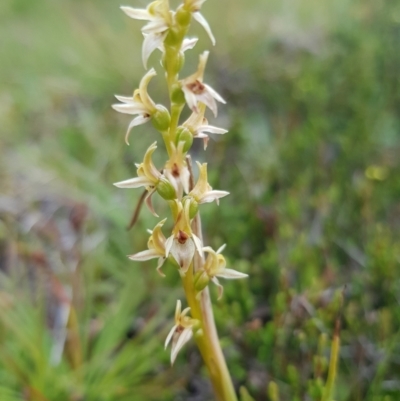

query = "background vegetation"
[0, 0, 399, 400]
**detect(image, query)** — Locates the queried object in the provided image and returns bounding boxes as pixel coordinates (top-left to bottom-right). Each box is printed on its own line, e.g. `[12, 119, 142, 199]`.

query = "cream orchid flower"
[165, 300, 198, 364]
[121, 0, 172, 69]
[196, 245, 248, 299]
[128, 219, 168, 276]
[189, 162, 229, 205]
[114, 142, 160, 189]
[182, 103, 228, 149]
[114, 142, 172, 216]
[163, 141, 190, 199]
[180, 51, 226, 117]
[112, 69, 159, 144]
[182, 0, 215, 46]
[165, 199, 203, 275]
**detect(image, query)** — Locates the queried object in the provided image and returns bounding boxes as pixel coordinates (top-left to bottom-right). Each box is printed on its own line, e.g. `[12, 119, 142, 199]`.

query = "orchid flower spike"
[165, 199, 203, 275]
[165, 300, 198, 365]
[195, 245, 248, 300]
[128, 218, 168, 276]
[182, 103, 228, 149]
[180, 51, 226, 117]
[182, 0, 215, 46]
[189, 162, 229, 205]
[121, 0, 173, 68]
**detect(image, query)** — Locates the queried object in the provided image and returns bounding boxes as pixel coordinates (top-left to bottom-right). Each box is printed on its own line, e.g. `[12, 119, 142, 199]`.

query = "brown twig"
[127, 189, 147, 230]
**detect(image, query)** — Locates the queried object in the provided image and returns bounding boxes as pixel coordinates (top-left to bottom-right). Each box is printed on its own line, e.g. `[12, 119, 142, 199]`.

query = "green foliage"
[1, 0, 400, 400]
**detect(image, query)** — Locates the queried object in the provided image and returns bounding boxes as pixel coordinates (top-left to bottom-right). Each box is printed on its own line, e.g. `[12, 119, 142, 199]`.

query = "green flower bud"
[194, 270, 210, 293]
[171, 84, 186, 105]
[189, 199, 198, 219]
[151, 105, 170, 132]
[163, 52, 185, 75]
[156, 177, 176, 200]
[176, 6, 192, 28]
[164, 28, 181, 48]
[176, 52, 185, 73]
[175, 127, 193, 153]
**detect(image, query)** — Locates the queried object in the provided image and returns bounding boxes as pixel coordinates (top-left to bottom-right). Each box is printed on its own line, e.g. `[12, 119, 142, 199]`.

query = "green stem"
[181, 266, 238, 401]
[161, 21, 237, 400]
[321, 320, 340, 401]
[183, 157, 238, 401]
[169, 103, 184, 143]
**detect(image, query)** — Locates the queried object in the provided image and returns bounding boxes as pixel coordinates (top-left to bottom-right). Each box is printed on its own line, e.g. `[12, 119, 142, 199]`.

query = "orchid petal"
[114, 176, 153, 188]
[200, 190, 230, 204]
[142, 32, 167, 69]
[182, 86, 199, 113]
[192, 12, 215, 45]
[145, 188, 159, 217]
[125, 115, 151, 145]
[121, 6, 151, 20]
[202, 246, 214, 254]
[169, 239, 195, 274]
[142, 142, 161, 180]
[114, 95, 142, 104]
[128, 249, 160, 261]
[165, 235, 174, 257]
[203, 136, 209, 150]
[175, 300, 182, 321]
[181, 307, 191, 318]
[203, 83, 226, 104]
[192, 234, 204, 258]
[164, 324, 177, 349]
[156, 257, 166, 277]
[181, 37, 199, 52]
[216, 268, 248, 280]
[139, 68, 158, 112]
[211, 277, 224, 300]
[198, 125, 228, 135]
[184, 0, 207, 12]
[112, 102, 148, 115]
[171, 327, 193, 364]
[193, 132, 208, 139]
[181, 166, 191, 195]
[142, 18, 169, 35]
[196, 91, 218, 117]
[216, 244, 226, 254]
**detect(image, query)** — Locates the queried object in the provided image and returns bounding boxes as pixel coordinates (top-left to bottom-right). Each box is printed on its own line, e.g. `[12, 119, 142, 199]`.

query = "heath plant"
[112, 1, 247, 400]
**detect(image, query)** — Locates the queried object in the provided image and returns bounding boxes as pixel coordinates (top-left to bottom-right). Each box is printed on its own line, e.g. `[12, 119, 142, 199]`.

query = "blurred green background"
[1, 0, 400, 400]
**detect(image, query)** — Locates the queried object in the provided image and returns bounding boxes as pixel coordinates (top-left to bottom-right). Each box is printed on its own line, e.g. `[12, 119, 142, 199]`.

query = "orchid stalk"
[113, 1, 247, 400]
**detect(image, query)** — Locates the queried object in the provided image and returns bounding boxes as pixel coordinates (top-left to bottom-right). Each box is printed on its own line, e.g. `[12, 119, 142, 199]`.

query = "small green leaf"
[239, 386, 256, 401]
